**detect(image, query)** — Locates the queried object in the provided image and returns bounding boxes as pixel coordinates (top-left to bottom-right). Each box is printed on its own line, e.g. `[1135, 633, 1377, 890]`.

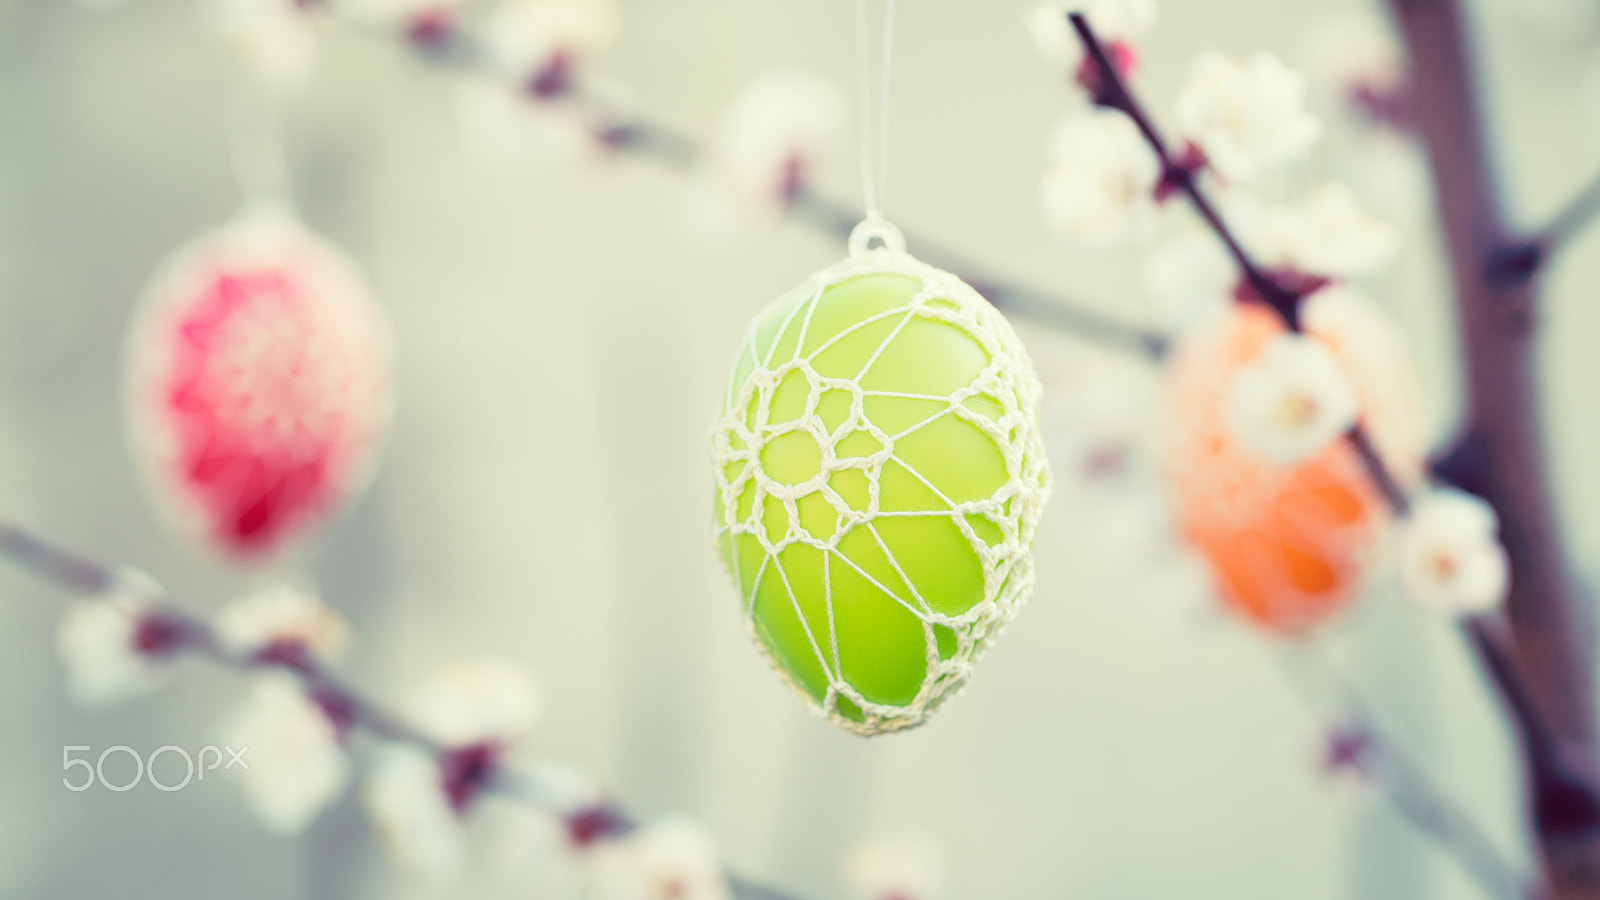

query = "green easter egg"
[712, 249, 1051, 735]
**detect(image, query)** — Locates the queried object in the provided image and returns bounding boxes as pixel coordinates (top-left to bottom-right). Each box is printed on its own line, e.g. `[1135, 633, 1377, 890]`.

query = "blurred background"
[5, 0, 1600, 896]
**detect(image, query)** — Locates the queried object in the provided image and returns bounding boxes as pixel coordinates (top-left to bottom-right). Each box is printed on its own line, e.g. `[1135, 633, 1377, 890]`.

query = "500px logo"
[62, 745, 249, 792]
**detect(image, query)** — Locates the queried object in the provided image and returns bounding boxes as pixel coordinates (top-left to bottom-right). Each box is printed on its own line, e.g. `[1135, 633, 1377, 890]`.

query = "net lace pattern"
[712, 248, 1050, 735]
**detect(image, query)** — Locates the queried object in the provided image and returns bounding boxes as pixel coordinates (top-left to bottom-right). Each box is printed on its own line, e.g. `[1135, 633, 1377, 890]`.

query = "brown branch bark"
[1387, 0, 1600, 894]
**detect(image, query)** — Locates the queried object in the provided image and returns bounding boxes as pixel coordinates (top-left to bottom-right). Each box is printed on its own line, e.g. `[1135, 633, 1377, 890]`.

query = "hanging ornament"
[712, 218, 1051, 735]
[712, 0, 1050, 735]
[125, 207, 394, 562]
[1164, 286, 1423, 634]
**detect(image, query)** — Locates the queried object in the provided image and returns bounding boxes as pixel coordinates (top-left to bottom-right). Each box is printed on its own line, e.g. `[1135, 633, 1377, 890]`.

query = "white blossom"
[1302, 10, 1403, 116]
[702, 69, 847, 212]
[1174, 51, 1321, 182]
[1142, 228, 1236, 329]
[219, 675, 350, 834]
[453, 0, 619, 163]
[215, 581, 350, 664]
[361, 659, 543, 874]
[1220, 189, 1297, 267]
[1298, 284, 1430, 481]
[1226, 183, 1399, 278]
[1226, 333, 1359, 465]
[482, 0, 620, 78]
[1040, 108, 1161, 248]
[845, 835, 946, 900]
[54, 571, 172, 707]
[453, 79, 594, 166]
[483, 767, 597, 875]
[1283, 183, 1400, 276]
[530, 760, 606, 815]
[405, 658, 542, 745]
[365, 745, 466, 876]
[332, 0, 461, 27]
[1342, 131, 1431, 225]
[206, 0, 317, 94]
[1024, 0, 1157, 68]
[1398, 490, 1510, 615]
[591, 817, 731, 900]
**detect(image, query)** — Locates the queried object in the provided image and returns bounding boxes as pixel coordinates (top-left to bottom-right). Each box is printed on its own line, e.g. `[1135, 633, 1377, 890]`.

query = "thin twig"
[0, 524, 117, 594]
[1482, 161, 1600, 290]
[0, 521, 798, 900]
[1346, 424, 1411, 516]
[1065, 12, 1303, 331]
[1536, 164, 1600, 259]
[1278, 645, 1528, 900]
[1066, 12, 1411, 515]
[333, 9, 1170, 359]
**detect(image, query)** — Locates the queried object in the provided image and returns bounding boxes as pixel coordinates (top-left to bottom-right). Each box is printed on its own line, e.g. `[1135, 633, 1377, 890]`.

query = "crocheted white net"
[712, 237, 1050, 736]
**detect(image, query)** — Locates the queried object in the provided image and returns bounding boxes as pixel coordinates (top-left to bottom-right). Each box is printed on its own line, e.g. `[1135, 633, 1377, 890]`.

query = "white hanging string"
[855, 0, 896, 218]
[227, 75, 293, 216]
[849, 0, 906, 257]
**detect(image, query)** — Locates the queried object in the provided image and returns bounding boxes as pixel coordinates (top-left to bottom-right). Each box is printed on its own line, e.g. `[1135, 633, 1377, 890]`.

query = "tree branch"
[1279, 645, 1527, 899]
[1066, 12, 1411, 519]
[1535, 165, 1600, 259]
[1066, 11, 1554, 894]
[337, 9, 1170, 360]
[0, 522, 801, 900]
[1484, 161, 1600, 290]
[786, 185, 1170, 356]
[1346, 424, 1412, 516]
[1465, 618, 1600, 845]
[1386, 0, 1600, 893]
[1066, 12, 1304, 330]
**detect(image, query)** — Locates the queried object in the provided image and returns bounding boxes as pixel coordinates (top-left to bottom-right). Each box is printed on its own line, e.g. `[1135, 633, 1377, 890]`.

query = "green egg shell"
[711, 251, 1051, 736]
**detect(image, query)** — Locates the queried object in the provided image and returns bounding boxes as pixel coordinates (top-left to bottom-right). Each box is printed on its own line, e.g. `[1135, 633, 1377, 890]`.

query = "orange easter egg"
[1165, 287, 1423, 633]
